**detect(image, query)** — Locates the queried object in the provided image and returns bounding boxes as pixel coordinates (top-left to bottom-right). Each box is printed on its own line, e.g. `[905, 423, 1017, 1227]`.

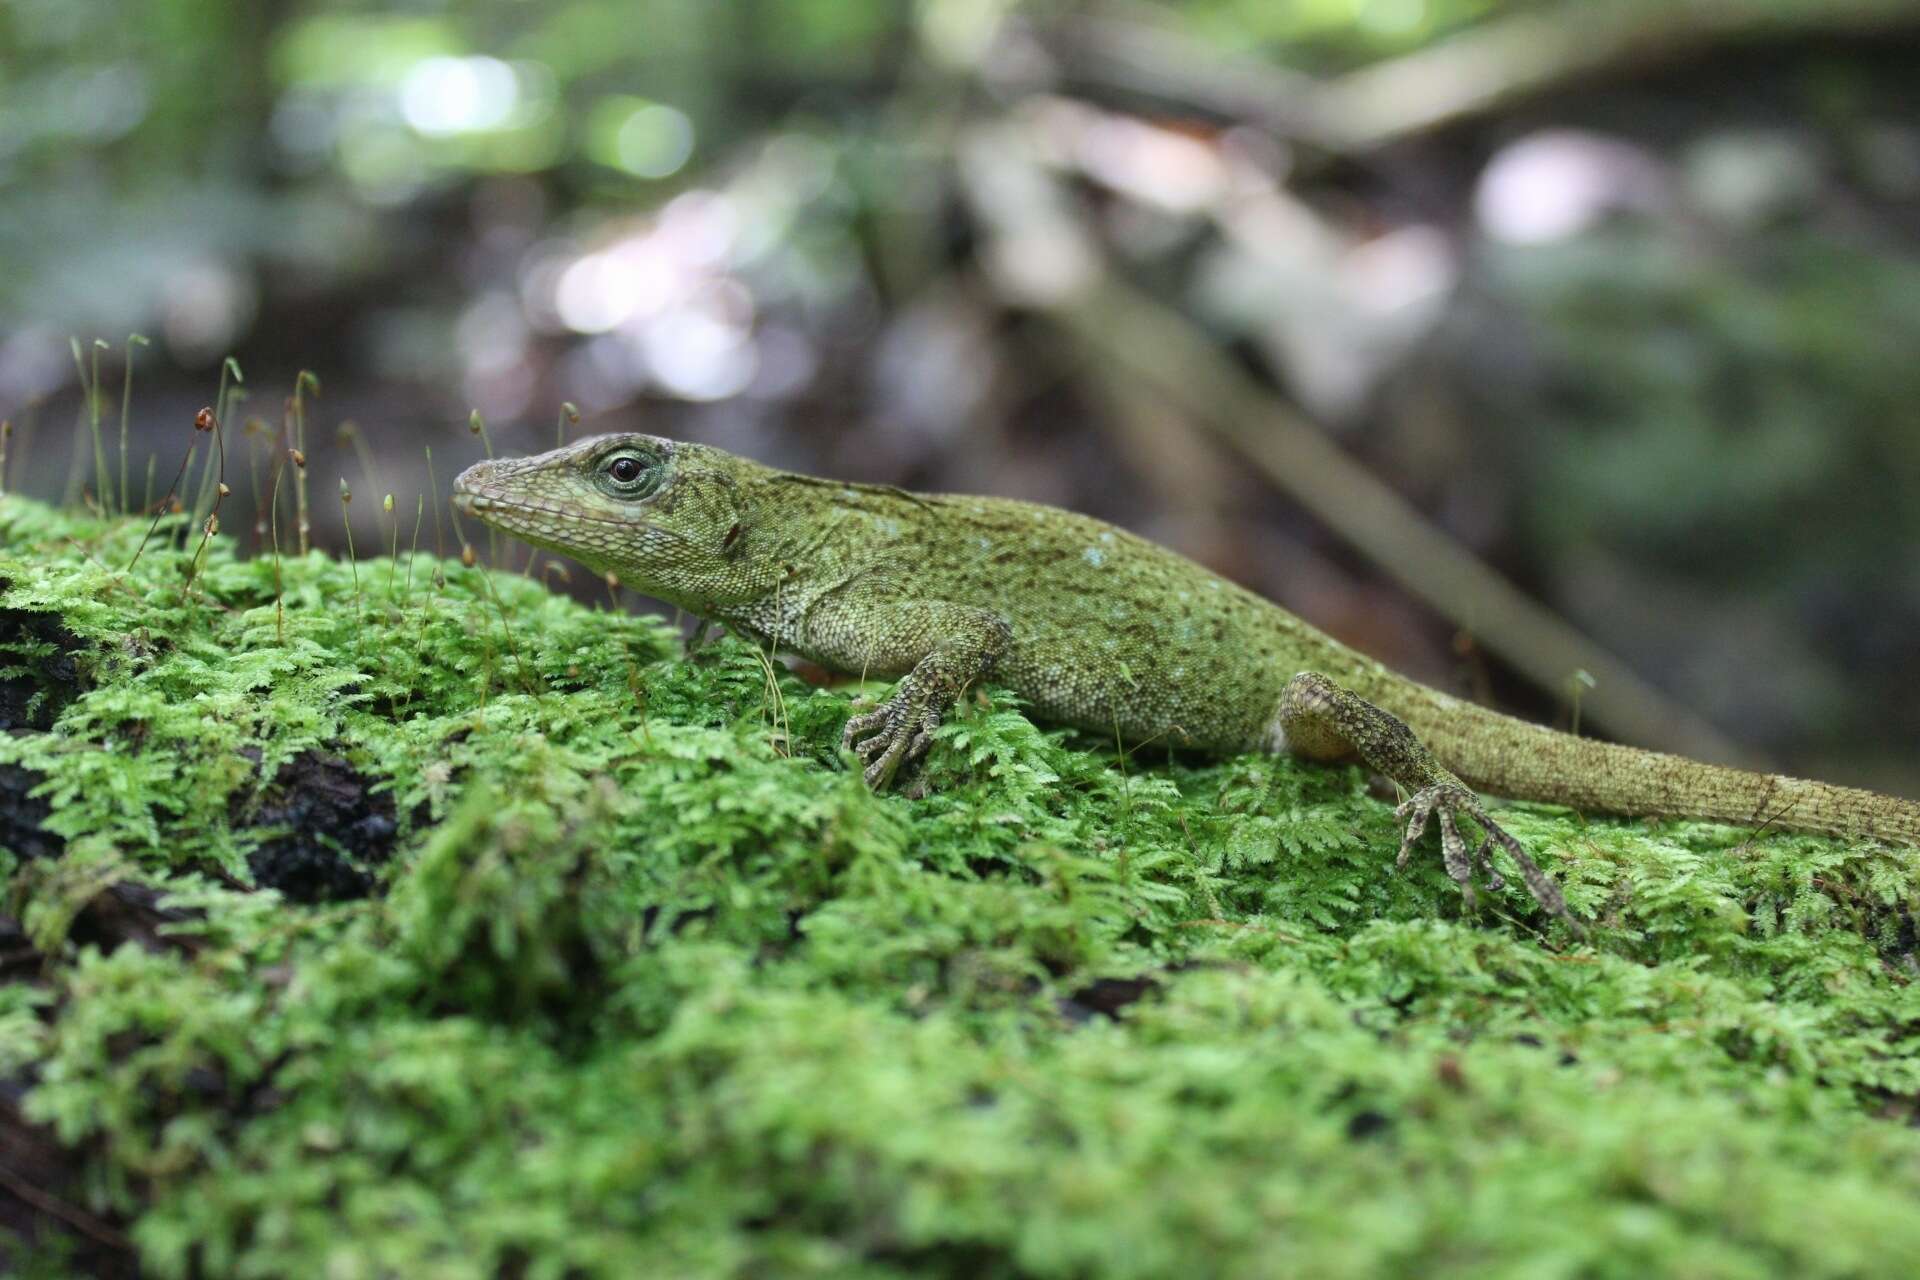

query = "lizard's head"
[452, 433, 771, 607]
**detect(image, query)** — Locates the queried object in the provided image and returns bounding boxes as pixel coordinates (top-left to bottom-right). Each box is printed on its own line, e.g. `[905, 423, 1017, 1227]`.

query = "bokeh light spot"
[400, 56, 520, 137]
[616, 104, 695, 179]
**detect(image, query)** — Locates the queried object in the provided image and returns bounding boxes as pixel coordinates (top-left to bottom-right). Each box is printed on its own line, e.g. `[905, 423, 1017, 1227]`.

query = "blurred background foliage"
[3, 0, 1920, 791]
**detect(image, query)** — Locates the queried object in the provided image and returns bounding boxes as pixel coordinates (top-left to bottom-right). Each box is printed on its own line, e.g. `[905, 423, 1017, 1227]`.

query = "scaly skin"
[454, 434, 1920, 932]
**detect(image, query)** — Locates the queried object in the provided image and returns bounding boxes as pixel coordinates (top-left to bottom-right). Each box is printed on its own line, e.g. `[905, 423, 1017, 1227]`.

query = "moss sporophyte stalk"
[6, 438, 1920, 1276]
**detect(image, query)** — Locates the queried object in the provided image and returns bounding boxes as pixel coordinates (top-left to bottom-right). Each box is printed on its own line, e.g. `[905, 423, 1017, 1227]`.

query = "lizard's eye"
[598, 453, 661, 498]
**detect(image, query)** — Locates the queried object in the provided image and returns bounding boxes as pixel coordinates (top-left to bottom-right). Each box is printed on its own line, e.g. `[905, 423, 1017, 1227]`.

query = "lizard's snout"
[451, 460, 498, 514]
[451, 459, 488, 492]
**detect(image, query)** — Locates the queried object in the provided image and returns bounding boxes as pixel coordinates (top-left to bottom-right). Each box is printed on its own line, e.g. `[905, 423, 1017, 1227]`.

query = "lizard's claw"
[842, 678, 943, 790]
[1395, 782, 1577, 934]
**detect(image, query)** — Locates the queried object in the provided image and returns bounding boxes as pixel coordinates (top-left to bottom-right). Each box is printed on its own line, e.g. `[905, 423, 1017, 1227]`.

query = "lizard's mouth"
[448, 483, 649, 531]
[449, 487, 510, 520]
[449, 489, 526, 518]
[449, 465, 531, 520]
[448, 473, 534, 522]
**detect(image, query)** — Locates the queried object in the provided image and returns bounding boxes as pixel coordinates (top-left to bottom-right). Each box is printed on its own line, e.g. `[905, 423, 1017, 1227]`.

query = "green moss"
[4, 496, 1920, 1277]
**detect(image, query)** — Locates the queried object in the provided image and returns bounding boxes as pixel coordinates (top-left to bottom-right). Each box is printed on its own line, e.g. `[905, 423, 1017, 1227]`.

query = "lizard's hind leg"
[1275, 672, 1580, 934]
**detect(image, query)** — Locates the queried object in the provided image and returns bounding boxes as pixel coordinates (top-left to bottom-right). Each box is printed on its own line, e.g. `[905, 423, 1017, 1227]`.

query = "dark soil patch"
[1058, 974, 1161, 1023]
[0, 607, 89, 732]
[238, 750, 397, 903]
[0, 760, 60, 863]
[66, 881, 205, 958]
[0, 1084, 140, 1280]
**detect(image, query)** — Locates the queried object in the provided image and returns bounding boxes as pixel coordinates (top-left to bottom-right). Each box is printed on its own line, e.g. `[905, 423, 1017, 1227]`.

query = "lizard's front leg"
[812, 598, 1013, 789]
[1277, 672, 1580, 933]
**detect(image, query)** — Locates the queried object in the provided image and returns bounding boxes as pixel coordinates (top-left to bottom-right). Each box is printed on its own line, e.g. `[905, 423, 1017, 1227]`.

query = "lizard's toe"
[845, 687, 939, 790]
[1437, 809, 1476, 910]
[904, 707, 941, 760]
[1394, 782, 1579, 934]
[863, 729, 915, 789]
[905, 727, 936, 763]
[859, 712, 942, 789]
[842, 706, 889, 747]
[1471, 836, 1504, 892]
[843, 672, 955, 792]
[1394, 791, 1442, 870]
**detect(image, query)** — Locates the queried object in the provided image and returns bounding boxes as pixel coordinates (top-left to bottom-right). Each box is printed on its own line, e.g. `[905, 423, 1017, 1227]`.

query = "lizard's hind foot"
[1276, 671, 1581, 935]
[1396, 783, 1580, 936]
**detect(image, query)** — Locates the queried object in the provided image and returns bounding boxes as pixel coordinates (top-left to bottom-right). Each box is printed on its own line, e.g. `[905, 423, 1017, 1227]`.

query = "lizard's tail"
[1386, 688, 1920, 846]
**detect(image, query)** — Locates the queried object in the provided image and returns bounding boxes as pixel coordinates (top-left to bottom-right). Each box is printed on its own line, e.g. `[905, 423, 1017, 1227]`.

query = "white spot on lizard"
[1262, 690, 1291, 754]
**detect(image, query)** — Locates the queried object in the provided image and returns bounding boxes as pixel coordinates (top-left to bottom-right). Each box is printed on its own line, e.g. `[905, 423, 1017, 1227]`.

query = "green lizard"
[453, 434, 1920, 930]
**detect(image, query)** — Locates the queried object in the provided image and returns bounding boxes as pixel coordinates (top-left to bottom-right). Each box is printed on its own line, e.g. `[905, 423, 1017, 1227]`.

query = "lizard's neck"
[699, 474, 896, 655]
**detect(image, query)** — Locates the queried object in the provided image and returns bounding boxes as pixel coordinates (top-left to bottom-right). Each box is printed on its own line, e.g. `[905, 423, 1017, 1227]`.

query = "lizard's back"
[789, 485, 1375, 754]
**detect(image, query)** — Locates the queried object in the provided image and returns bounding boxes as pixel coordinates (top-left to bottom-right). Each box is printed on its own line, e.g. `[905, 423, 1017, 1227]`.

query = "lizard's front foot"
[1396, 782, 1581, 935]
[842, 677, 943, 790]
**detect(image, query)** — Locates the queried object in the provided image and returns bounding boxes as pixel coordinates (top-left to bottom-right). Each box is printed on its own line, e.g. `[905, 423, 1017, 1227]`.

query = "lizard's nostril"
[451, 460, 496, 494]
